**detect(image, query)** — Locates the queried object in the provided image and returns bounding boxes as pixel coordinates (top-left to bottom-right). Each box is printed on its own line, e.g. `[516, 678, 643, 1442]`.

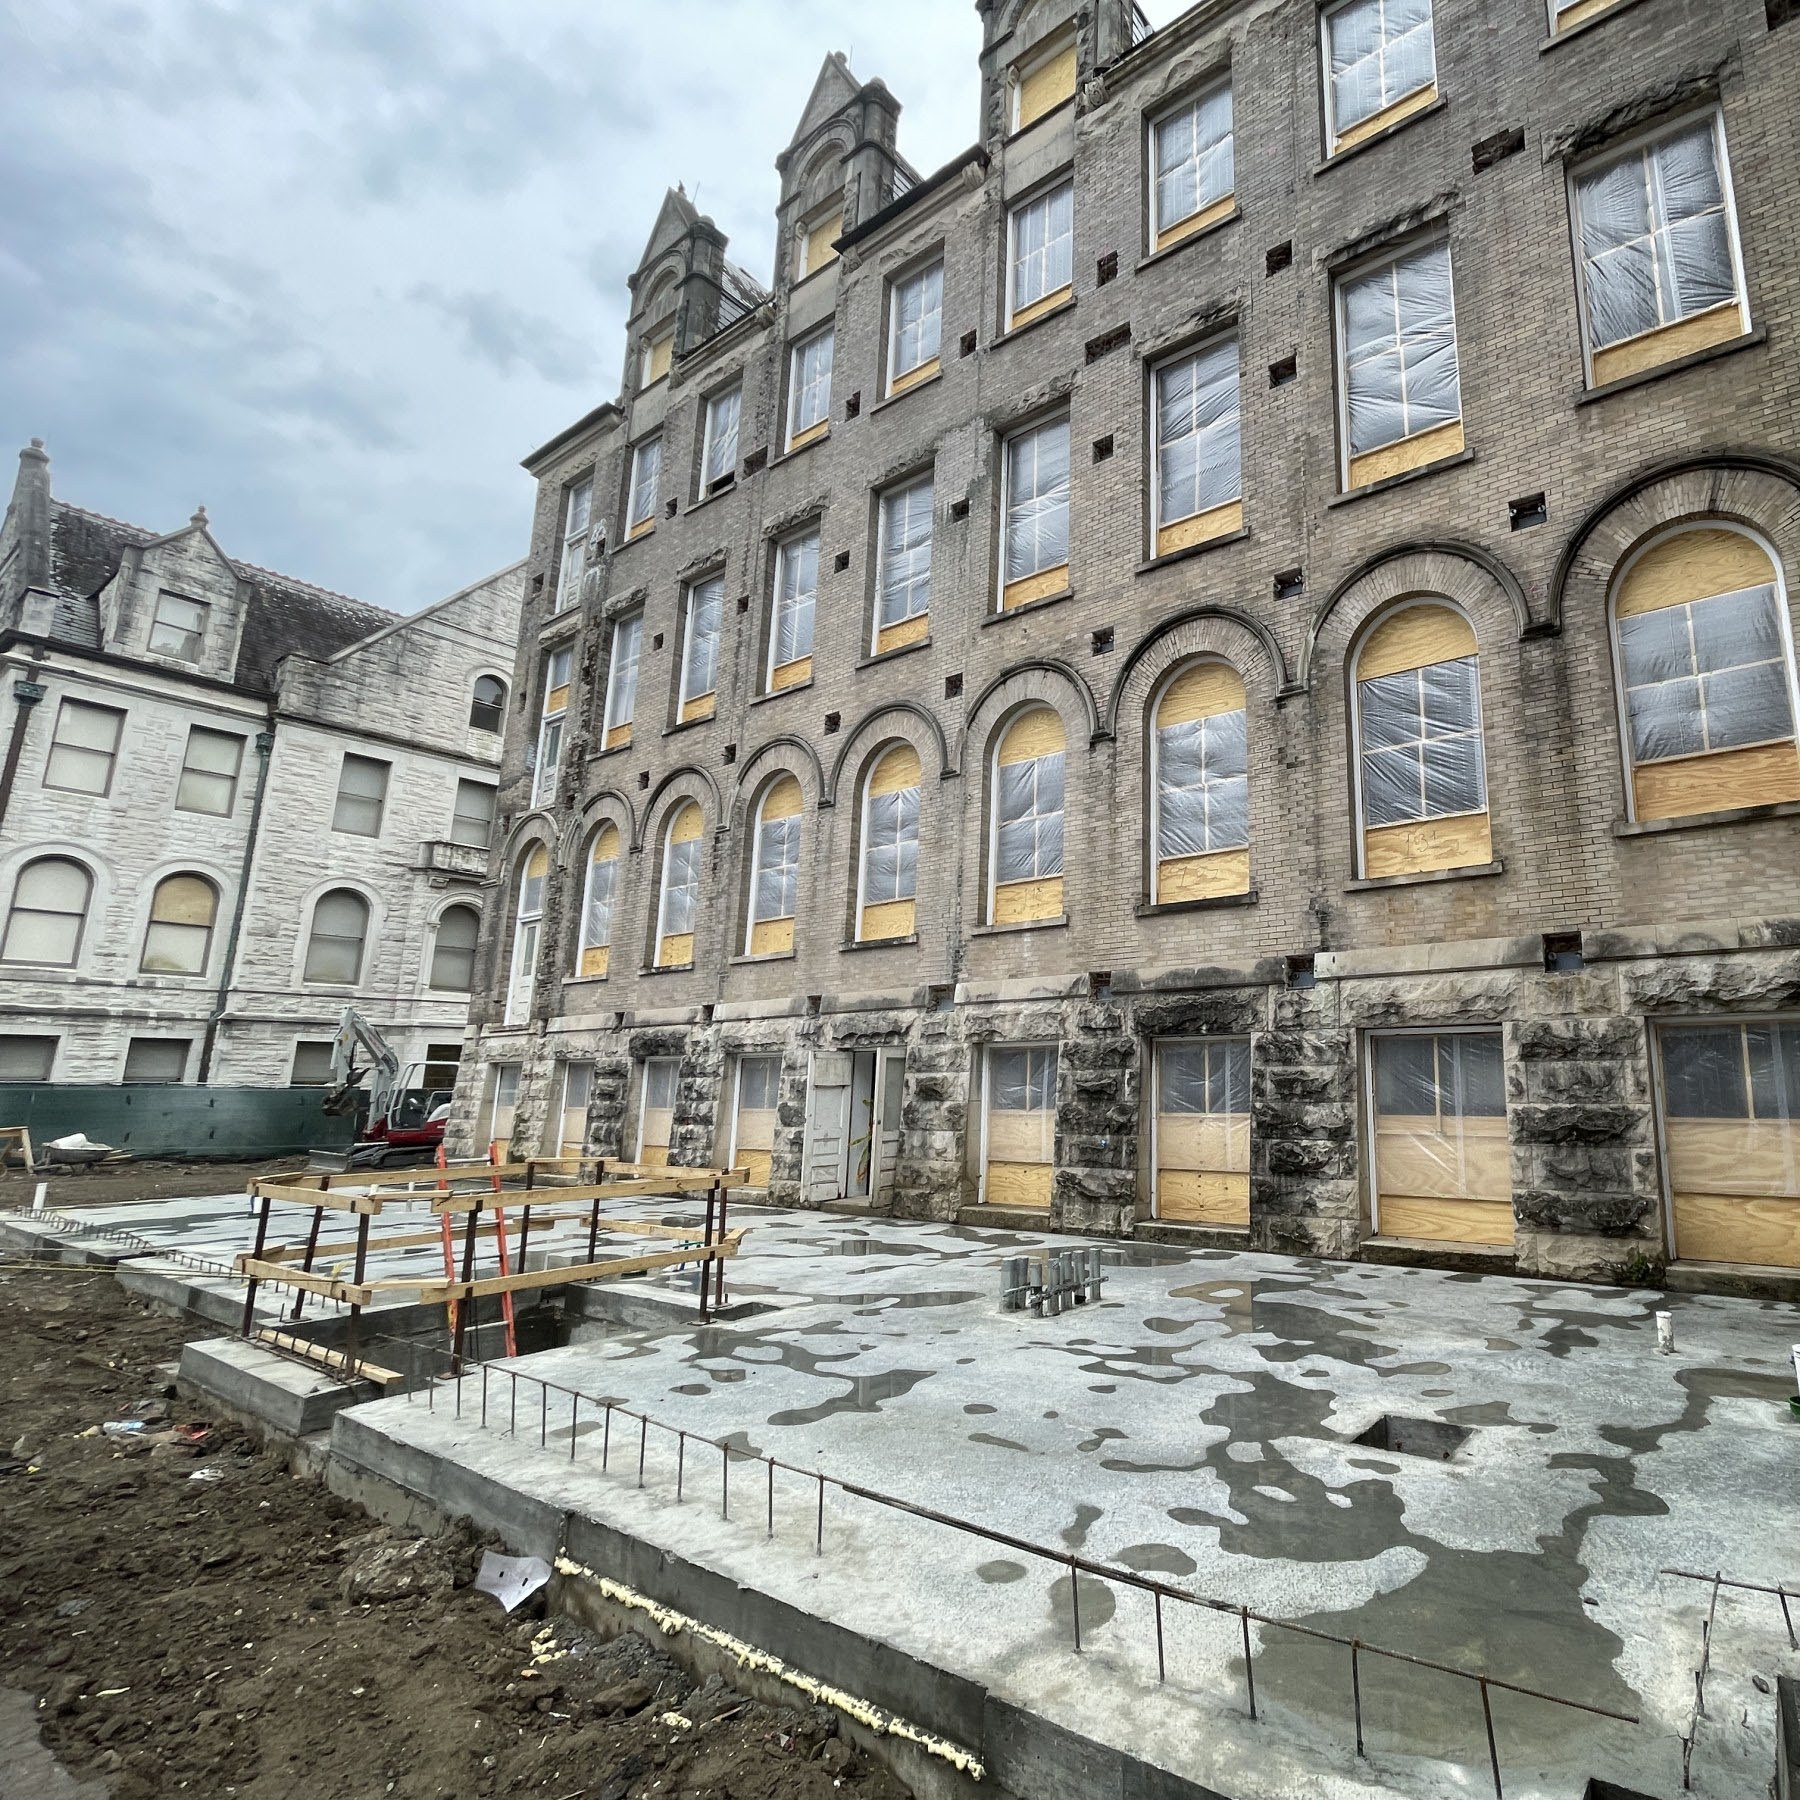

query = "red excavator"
[314, 1007, 454, 1170]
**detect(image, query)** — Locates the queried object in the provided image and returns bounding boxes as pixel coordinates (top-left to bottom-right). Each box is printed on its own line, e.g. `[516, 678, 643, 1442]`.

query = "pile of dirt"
[0, 1264, 912, 1799]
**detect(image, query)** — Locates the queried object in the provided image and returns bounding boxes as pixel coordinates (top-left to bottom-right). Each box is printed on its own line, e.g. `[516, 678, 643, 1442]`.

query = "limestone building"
[454, 0, 1800, 1290]
[0, 441, 523, 1095]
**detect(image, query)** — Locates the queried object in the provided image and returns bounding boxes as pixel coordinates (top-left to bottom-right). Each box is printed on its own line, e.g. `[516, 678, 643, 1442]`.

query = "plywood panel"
[604, 724, 632, 752]
[680, 694, 715, 724]
[1348, 418, 1464, 491]
[645, 334, 673, 383]
[1363, 810, 1491, 879]
[761, 776, 803, 820]
[1359, 603, 1478, 681]
[1671, 1193, 1800, 1269]
[736, 1148, 773, 1189]
[1001, 561, 1070, 609]
[1615, 526, 1772, 617]
[870, 744, 922, 793]
[999, 709, 1065, 763]
[1633, 741, 1800, 821]
[890, 357, 940, 397]
[578, 945, 610, 979]
[1665, 1119, 1800, 1200]
[639, 1143, 670, 1170]
[993, 875, 1063, 924]
[1157, 1112, 1250, 1172]
[804, 216, 841, 276]
[1591, 301, 1741, 387]
[1156, 500, 1243, 558]
[1158, 847, 1251, 902]
[1156, 1168, 1250, 1224]
[627, 518, 655, 543]
[669, 804, 704, 844]
[876, 613, 931, 654]
[1009, 286, 1073, 331]
[1333, 81, 1438, 153]
[1154, 193, 1236, 253]
[1017, 42, 1076, 127]
[1375, 1115, 1510, 1201]
[734, 1106, 776, 1152]
[986, 1110, 1054, 1164]
[771, 654, 813, 690]
[986, 1160, 1054, 1208]
[657, 932, 694, 967]
[859, 898, 916, 941]
[1378, 1195, 1515, 1246]
[1158, 661, 1245, 727]
[749, 917, 794, 957]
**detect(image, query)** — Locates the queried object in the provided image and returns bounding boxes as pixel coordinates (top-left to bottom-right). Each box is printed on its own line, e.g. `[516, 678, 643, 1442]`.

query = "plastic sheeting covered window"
[1359, 654, 1485, 827]
[702, 387, 741, 487]
[578, 826, 619, 976]
[751, 812, 801, 925]
[986, 1046, 1057, 1203]
[771, 530, 819, 678]
[996, 751, 1065, 884]
[682, 577, 724, 704]
[2, 857, 91, 966]
[1575, 118, 1738, 354]
[789, 330, 834, 444]
[733, 1055, 782, 1186]
[1156, 1038, 1251, 1224]
[1154, 339, 1242, 534]
[558, 1061, 593, 1157]
[863, 787, 919, 906]
[603, 614, 642, 740]
[140, 874, 217, 975]
[1003, 419, 1071, 588]
[639, 1058, 678, 1164]
[1153, 85, 1234, 241]
[1157, 708, 1249, 859]
[1372, 1031, 1511, 1244]
[1326, 0, 1436, 143]
[1341, 241, 1461, 460]
[626, 437, 661, 534]
[878, 479, 934, 628]
[890, 264, 943, 385]
[659, 835, 701, 939]
[1010, 182, 1074, 321]
[304, 888, 369, 986]
[557, 479, 592, 609]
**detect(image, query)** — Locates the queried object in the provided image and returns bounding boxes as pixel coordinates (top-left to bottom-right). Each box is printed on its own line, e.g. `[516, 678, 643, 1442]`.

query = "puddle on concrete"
[1115, 1543, 1198, 1577]
[969, 1431, 1031, 1453]
[1049, 1572, 1116, 1635]
[837, 1290, 984, 1310]
[1061, 1503, 1103, 1550]
[766, 1368, 935, 1427]
[977, 1560, 1028, 1584]
[963, 1402, 997, 1415]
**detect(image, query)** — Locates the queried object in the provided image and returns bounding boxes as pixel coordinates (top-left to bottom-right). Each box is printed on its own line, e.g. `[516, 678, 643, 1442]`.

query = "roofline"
[0, 629, 282, 701]
[522, 402, 622, 475]
[315, 559, 528, 664]
[839, 145, 988, 254]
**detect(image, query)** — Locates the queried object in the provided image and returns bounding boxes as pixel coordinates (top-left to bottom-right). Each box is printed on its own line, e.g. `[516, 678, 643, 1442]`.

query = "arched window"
[746, 776, 804, 957]
[303, 889, 370, 984]
[140, 874, 218, 974]
[1152, 662, 1249, 902]
[1611, 526, 1800, 821]
[990, 708, 1065, 924]
[429, 904, 480, 992]
[655, 803, 704, 968]
[506, 846, 549, 1024]
[2, 857, 92, 966]
[469, 675, 506, 733]
[577, 824, 621, 978]
[1353, 603, 1489, 878]
[858, 744, 921, 942]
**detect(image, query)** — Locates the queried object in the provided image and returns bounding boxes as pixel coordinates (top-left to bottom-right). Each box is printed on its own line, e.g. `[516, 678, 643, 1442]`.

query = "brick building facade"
[453, 0, 1800, 1291]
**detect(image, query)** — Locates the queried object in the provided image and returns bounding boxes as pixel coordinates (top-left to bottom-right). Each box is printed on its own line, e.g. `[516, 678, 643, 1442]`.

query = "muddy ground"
[0, 1159, 313, 1210]
[0, 1263, 912, 1800]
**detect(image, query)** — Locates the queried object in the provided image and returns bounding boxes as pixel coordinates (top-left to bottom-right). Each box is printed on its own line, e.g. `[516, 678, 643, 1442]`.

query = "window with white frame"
[175, 726, 243, 815]
[746, 775, 803, 957]
[1572, 113, 1746, 384]
[556, 478, 592, 610]
[506, 845, 548, 1024]
[43, 699, 124, 795]
[637, 1057, 678, 1163]
[303, 888, 369, 984]
[680, 575, 725, 722]
[1152, 338, 1242, 555]
[888, 261, 943, 393]
[858, 743, 921, 942]
[480, 1062, 523, 1156]
[450, 778, 496, 848]
[1150, 84, 1234, 251]
[1338, 238, 1462, 487]
[1322, 0, 1437, 155]
[429, 904, 480, 992]
[601, 613, 641, 751]
[768, 528, 819, 690]
[787, 329, 834, 449]
[655, 804, 704, 967]
[577, 823, 621, 978]
[991, 709, 1066, 924]
[875, 476, 933, 652]
[626, 436, 662, 539]
[331, 754, 390, 837]
[1153, 662, 1250, 903]
[139, 873, 217, 975]
[2, 857, 92, 966]
[535, 645, 573, 805]
[701, 385, 742, 490]
[1008, 181, 1074, 327]
[1000, 417, 1070, 609]
[148, 591, 207, 662]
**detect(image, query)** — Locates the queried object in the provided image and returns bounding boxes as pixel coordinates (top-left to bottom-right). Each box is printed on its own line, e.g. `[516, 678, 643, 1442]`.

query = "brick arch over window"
[853, 740, 925, 944]
[636, 765, 722, 853]
[1104, 605, 1290, 736]
[734, 735, 825, 818]
[825, 702, 952, 805]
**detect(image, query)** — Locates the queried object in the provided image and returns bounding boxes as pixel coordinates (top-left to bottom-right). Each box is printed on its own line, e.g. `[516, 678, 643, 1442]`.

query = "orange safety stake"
[437, 1144, 458, 1350]
[490, 1140, 518, 1358]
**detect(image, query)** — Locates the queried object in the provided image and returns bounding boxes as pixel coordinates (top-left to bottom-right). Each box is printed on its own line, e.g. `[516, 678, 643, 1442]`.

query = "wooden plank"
[1157, 660, 1245, 726]
[985, 1160, 1053, 1208]
[1592, 301, 1741, 388]
[1347, 417, 1462, 492]
[1363, 810, 1492, 879]
[992, 874, 1063, 924]
[1157, 1112, 1250, 1172]
[233, 1256, 373, 1306]
[248, 1181, 386, 1215]
[258, 1206, 608, 1263]
[1157, 847, 1251, 903]
[1155, 500, 1243, 559]
[1377, 1195, 1515, 1247]
[1671, 1192, 1800, 1270]
[1633, 741, 1800, 822]
[250, 1329, 404, 1388]
[1156, 1168, 1249, 1224]
[428, 1172, 745, 1213]
[391, 1232, 745, 1304]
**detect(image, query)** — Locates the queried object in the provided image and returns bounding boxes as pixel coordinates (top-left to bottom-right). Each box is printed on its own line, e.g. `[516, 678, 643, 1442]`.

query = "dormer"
[622, 187, 755, 402]
[977, 0, 1146, 149]
[104, 507, 248, 684]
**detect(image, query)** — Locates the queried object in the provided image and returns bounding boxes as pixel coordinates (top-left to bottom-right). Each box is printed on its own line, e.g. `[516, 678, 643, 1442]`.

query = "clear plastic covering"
[517, 851, 547, 919]
[566, 479, 592, 538]
[703, 387, 741, 485]
[1662, 1023, 1800, 1121]
[752, 814, 801, 922]
[773, 531, 819, 667]
[1156, 709, 1249, 858]
[790, 330, 834, 437]
[893, 263, 943, 376]
[990, 1047, 1057, 1112]
[1158, 1039, 1250, 1115]
[1011, 182, 1074, 314]
[738, 1055, 782, 1113]
[1154, 85, 1234, 231]
[1372, 1032, 1508, 1207]
[879, 479, 934, 624]
[863, 787, 919, 903]
[659, 836, 701, 936]
[996, 751, 1065, 883]
[580, 852, 616, 953]
[1617, 584, 1792, 763]
[1329, 0, 1435, 137]
[1004, 420, 1071, 583]
[627, 435, 661, 528]
[640, 1058, 678, 1154]
[1342, 241, 1461, 457]
[682, 577, 724, 701]
[557, 479, 591, 609]
[1359, 655, 1485, 827]
[1155, 339, 1241, 525]
[604, 613, 642, 731]
[1576, 120, 1735, 351]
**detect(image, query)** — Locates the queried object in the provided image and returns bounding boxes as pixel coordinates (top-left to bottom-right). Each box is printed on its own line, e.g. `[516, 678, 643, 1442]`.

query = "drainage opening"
[1352, 1415, 1470, 1460]
[1582, 1782, 1660, 1800]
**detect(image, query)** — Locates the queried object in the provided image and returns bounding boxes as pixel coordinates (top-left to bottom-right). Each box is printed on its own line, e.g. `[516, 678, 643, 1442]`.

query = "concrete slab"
[0, 1689, 109, 1799]
[178, 1336, 375, 1437]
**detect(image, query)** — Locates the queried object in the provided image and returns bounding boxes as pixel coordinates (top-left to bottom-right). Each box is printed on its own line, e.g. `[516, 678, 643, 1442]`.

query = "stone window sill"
[1003, 97, 1075, 146]
[774, 431, 829, 467]
[982, 588, 1073, 626]
[588, 739, 633, 761]
[1135, 527, 1249, 576]
[640, 962, 695, 977]
[1613, 798, 1800, 838]
[562, 973, 607, 986]
[969, 914, 1069, 937]
[752, 678, 815, 706]
[995, 295, 1077, 348]
[686, 479, 738, 514]
[1136, 889, 1259, 918]
[1329, 448, 1475, 508]
[873, 370, 943, 414]
[1538, 0, 1654, 53]
[663, 710, 716, 737]
[858, 634, 932, 670]
[841, 933, 920, 952]
[1315, 94, 1448, 175]
[728, 950, 797, 966]
[1576, 327, 1765, 407]
[1346, 859, 1503, 892]
[1135, 205, 1242, 275]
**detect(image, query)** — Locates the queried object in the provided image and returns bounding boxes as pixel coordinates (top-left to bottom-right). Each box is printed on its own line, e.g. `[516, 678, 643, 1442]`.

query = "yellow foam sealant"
[553, 1555, 985, 1779]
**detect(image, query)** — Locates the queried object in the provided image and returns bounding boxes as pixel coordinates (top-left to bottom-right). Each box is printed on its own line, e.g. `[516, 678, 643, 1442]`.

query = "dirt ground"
[0, 1263, 913, 1800]
[0, 1158, 314, 1210]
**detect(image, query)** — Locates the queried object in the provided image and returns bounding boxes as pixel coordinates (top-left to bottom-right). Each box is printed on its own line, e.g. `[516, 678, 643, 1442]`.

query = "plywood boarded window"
[732, 1055, 782, 1187]
[1657, 1020, 1800, 1270]
[1151, 82, 1234, 251]
[1001, 417, 1070, 610]
[655, 803, 703, 968]
[506, 846, 548, 1024]
[803, 212, 842, 278]
[1371, 1030, 1511, 1246]
[1155, 1038, 1250, 1224]
[992, 709, 1065, 924]
[1338, 240, 1463, 490]
[637, 1057, 679, 1167]
[602, 613, 641, 752]
[768, 528, 819, 690]
[888, 262, 943, 394]
[859, 743, 921, 941]
[1154, 662, 1250, 902]
[1322, 0, 1437, 155]
[1013, 34, 1077, 130]
[577, 824, 620, 978]
[2, 857, 92, 967]
[642, 330, 673, 387]
[140, 873, 217, 975]
[680, 576, 724, 723]
[1355, 603, 1490, 877]
[556, 478, 592, 610]
[626, 436, 661, 540]
[1008, 181, 1073, 328]
[1612, 527, 1799, 821]
[787, 329, 834, 450]
[985, 1045, 1057, 1208]
[1573, 113, 1745, 385]
[876, 477, 933, 652]
[747, 776, 803, 957]
[1152, 338, 1242, 556]
[555, 1061, 593, 1159]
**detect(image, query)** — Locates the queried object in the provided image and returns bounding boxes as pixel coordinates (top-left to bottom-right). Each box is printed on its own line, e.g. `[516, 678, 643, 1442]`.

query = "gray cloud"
[410, 284, 599, 386]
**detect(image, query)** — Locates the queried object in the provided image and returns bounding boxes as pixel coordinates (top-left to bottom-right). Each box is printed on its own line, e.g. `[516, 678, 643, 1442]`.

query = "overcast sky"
[1, 1, 1182, 614]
